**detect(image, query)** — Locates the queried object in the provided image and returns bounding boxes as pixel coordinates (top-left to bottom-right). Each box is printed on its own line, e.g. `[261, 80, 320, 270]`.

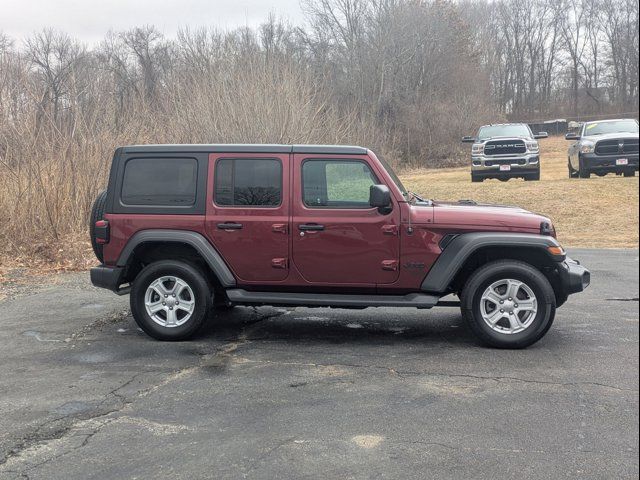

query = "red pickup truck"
[90, 144, 590, 348]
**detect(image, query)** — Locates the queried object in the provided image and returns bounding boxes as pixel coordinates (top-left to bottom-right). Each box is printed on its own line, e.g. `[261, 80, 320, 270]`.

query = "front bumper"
[90, 265, 130, 295]
[558, 257, 591, 295]
[471, 167, 540, 179]
[472, 154, 540, 174]
[581, 153, 639, 171]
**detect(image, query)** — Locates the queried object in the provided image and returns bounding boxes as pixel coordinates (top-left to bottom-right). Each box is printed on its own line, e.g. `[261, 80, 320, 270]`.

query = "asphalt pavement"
[0, 249, 638, 479]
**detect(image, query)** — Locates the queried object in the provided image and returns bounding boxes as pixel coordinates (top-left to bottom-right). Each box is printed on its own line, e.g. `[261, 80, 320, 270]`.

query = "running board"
[226, 290, 440, 309]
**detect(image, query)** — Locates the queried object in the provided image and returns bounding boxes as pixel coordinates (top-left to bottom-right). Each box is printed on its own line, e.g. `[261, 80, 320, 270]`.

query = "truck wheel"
[568, 161, 578, 178]
[471, 175, 483, 183]
[460, 260, 556, 349]
[525, 171, 540, 181]
[578, 158, 591, 179]
[89, 190, 108, 263]
[624, 169, 636, 178]
[130, 260, 212, 341]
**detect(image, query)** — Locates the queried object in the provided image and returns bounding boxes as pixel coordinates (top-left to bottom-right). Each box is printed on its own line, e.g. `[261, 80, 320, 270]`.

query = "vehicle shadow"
[196, 306, 477, 347]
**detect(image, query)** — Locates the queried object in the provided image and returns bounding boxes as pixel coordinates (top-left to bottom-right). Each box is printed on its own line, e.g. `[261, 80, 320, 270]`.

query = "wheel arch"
[117, 230, 236, 290]
[422, 233, 565, 297]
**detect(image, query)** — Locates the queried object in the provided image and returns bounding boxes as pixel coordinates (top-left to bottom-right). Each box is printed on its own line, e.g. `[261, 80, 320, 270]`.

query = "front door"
[205, 153, 290, 283]
[291, 155, 401, 286]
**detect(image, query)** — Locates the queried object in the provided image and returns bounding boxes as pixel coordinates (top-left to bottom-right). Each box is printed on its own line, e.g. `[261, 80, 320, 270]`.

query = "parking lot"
[0, 248, 638, 479]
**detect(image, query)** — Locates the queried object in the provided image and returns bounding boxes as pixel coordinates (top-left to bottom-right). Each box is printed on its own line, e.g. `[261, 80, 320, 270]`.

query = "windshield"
[477, 124, 532, 140]
[583, 120, 639, 136]
[374, 152, 409, 198]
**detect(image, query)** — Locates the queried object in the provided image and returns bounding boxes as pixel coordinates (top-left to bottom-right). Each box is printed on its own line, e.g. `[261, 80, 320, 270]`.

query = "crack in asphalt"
[0, 307, 287, 476]
[227, 357, 637, 393]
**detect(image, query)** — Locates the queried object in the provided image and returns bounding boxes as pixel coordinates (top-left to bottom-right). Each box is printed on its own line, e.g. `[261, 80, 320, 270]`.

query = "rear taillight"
[95, 220, 110, 244]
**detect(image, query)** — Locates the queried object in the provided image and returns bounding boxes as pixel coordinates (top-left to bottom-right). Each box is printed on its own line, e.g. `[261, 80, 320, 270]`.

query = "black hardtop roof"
[121, 144, 369, 155]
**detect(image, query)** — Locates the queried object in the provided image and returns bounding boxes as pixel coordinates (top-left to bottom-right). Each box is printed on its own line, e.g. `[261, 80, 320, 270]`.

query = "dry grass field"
[401, 135, 639, 249]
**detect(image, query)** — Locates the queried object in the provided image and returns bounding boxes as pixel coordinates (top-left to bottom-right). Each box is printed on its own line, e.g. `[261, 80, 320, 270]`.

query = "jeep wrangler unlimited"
[90, 144, 590, 348]
[462, 123, 548, 182]
[566, 118, 639, 179]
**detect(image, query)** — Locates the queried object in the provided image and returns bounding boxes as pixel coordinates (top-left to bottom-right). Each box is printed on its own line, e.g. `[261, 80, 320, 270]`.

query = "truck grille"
[485, 158, 527, 166]
[484, 140, 526, 156]
[595, 139, 639, 155]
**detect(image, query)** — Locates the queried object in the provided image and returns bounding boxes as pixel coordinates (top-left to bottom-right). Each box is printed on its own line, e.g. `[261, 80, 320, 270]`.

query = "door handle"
[298, 224, 325, 232]
[217, 223, 243, 231]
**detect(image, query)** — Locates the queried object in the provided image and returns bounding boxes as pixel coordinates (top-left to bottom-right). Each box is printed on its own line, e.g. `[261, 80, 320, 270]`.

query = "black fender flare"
[421, 232, 564, 293]
[116, 229, 236, 287]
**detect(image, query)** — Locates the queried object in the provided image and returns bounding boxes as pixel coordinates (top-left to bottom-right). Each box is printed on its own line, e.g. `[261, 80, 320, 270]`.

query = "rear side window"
[215, 159, 282, 207]
[121, 157, 197, 206]
[303, 160, 379, 208]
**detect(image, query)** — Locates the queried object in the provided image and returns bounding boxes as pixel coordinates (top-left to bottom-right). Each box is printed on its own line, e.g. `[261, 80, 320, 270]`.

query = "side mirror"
[462, 136, 476, 143]
[370, 185, 392, 213]
[534, 131, 549, 139]
[565, 132, 580, 141]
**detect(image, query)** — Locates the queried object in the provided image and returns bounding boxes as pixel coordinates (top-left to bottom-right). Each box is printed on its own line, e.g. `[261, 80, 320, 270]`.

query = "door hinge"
[382, 225, 399, 236]
[382, 260, 399, 271]
[272, 258, 289, 269]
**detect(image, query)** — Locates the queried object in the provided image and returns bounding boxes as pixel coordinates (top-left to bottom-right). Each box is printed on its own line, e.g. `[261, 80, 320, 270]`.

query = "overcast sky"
[0, 0, 306, 44]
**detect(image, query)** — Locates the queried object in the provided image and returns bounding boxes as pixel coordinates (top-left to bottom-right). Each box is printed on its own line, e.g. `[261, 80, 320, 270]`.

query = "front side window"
[121, 157, 197, 206]
[302, 160, 379, 209]
[215, 159, 282, 207]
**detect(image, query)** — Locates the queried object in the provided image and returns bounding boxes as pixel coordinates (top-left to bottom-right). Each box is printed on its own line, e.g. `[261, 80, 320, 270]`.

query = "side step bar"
[226, 290, 441, 309]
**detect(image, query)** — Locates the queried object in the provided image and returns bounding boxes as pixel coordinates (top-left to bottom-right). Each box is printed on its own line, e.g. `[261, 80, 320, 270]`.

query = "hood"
[410, 200, 552, 233]
[582, 132, 639, 142]
[477, 135, 533, 144]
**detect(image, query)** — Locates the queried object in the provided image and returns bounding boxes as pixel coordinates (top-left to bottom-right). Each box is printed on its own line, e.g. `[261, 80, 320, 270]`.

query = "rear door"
[291, 154, 401, 286]
[205, 153, 290, 283]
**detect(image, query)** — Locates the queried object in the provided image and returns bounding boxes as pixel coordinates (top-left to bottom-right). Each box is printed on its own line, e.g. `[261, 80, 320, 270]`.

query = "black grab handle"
[217, 223, 244, 231]
[299, 224, 325, 232]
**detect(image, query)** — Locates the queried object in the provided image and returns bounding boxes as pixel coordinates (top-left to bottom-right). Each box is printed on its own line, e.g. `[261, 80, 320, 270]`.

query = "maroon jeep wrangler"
[90, 144, 590, 348]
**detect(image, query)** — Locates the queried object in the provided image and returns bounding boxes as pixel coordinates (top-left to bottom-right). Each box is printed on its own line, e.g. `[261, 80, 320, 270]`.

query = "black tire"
[471, 175, 483, 183]
[89, 190, 108, 263]
[524, 171, 540, 181]
[624, 169, 636, 178]
[130, 260, 213, 341]
[578, 157, 590, 179]
[568, 160, 578, 179]
[460, 260, 556, 349]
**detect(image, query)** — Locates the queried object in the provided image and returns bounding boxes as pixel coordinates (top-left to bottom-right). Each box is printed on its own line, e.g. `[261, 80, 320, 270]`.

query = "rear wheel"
[130, 260, 212, 341]
[460, 260, 556, 349]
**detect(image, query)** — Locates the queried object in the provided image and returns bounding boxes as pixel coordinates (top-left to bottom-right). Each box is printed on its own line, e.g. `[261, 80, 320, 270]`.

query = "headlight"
[580, 141, 595, 154]
[525, 140, 539, 153]
[472, 143, 484, 155]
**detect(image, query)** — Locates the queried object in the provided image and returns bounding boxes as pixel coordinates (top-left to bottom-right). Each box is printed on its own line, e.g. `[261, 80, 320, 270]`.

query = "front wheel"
[578, 157, 591, 178]
[460, 260, 556, 349]
[524, 171, 540, 181]
[130, 260, 212, 341]
[624, 169, 636, 178]
[568, 160, 579, 179]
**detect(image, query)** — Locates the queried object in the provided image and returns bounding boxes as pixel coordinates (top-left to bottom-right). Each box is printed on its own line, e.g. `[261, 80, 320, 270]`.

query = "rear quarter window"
[121, 157, 198, 206]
